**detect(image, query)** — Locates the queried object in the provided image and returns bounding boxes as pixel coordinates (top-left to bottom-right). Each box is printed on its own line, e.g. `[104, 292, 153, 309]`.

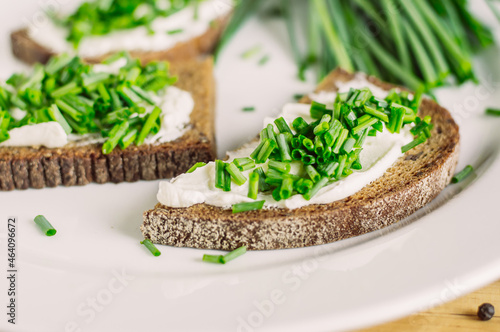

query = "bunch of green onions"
[54, 0, 200, 47]
[219, 0, 496, 91]
[196, 87, 431, 212]
[0, 52, 177, 154]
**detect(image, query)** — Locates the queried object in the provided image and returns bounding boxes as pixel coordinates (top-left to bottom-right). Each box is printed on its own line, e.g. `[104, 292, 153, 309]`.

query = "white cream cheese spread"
[157, 76, 414, 209]
[28, 0, 232, 58]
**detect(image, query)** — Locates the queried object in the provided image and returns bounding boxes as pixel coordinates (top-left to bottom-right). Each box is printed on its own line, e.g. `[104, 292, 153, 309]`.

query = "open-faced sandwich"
[142, 68, 460, 250]
[11, 0, 231, 65]
[0, 53, 215, 190]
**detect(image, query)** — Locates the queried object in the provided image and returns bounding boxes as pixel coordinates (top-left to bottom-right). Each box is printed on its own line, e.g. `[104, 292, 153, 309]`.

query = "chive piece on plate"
[167, 29, 184, 35]
[452, 165, 474, 183]
[485, 108, 500, 116]
[232, 200, 265, 213]
[258, 55, 270, 65]
[241, 45, 262, 59]
[215, 160, 226, 189]
[202, 254, 223, 264]
[248, 171, 259, 199]
[34, 215, 57, 236]
[140, 239, 161, 257]
[242, 106, 255, 112]
[221, 246, 247, 264]
[187, 162, 206, 173]
[401, 135, 427, 153]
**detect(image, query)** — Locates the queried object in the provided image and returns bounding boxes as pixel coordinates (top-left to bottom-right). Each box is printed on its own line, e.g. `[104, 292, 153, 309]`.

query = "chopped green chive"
[242, 106, 255, 112]
[187, 162, 207, 173]
[451, 165, 474, 183]
[277, 133, 292, 162]
[310, 101, 329, 119]
[241, 45, 262, 59]
[268, 160, 291, 173]
[232, 200, 265, 213]
[226, 162, 247, 186]
[136, 107, 161, 146]
[274, 117, 293, 135]
[234, 157, 256, 171]
[34, 215, 57, 236]
[248, 171, 259, 199]
[223, 166, 232, 192]
[255, 167, 270, 192]
[103, 121, 129, 155]
[215, 160, 226, 189]
[256, 139, 277, 163]
[303, 176, 329, 200]
[292, 117, 308, 133]
[47, 104, 72, 135]
[485, 108, 500, 116]
[258, 55, 270, 66]
[280, 177, 294, 200]
[222, 246, 247, 263]
[140, 239, 161, 257]
[167, 28, 184, 35]
[209, 246, 247, 264]
[401, 135, 427, 153]
[203, 254, 223, 264]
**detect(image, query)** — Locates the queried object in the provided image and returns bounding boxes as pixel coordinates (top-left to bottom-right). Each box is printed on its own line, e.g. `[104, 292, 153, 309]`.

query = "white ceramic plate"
[1, 1, 500, 331]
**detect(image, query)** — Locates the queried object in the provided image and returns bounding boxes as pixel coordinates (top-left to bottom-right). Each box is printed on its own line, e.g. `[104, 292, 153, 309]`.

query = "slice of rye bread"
[10, 13, 230, 65]
[0, 57, 216, 191]
[141, 68, 460, 251]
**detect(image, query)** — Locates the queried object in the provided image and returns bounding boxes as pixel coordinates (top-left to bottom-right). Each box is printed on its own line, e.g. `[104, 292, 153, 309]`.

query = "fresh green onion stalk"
[217, 0, 497, 91]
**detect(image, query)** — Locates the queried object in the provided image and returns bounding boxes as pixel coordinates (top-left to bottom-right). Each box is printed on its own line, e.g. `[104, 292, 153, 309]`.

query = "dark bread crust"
[0, 58, 216, 190]
[141, 68, 460, 250]
[10, 14, 230, 65]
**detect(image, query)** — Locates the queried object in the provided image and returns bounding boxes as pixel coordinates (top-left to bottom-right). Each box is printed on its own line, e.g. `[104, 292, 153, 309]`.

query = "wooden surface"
[359, 279, 500, 331]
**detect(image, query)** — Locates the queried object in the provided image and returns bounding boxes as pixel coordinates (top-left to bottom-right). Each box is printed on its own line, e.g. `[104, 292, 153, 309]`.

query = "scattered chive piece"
[232, 200, 265, 213]
[140, 239, 161, 257]
[234, 157, 256, 171]
[241, 45, 262, 59]
[223, 166, 232, 192]
[221, 246, 247, 263]
[34, 215, 57, 236]
[215, 160, 226, 189]
[242, 106, 255, 112]
[274, 117, 293, 135]
[303, 176, 329, 200]
[256, 139, 277, 163]
[485, 108, 500, 116]
[259, 55, 270, 65]
[292, 117, 308, 133]
[451, 165, 474, 183]
[202, 254, 223, 264]
[277, 133, 292, 162]
[255, 167, 270, 192]
[187, 162, 207, 173]
[401, 135, 427, 153]
[226, 162, 247, 186]
[294, 93, 305, 101]
[248, 171, 259, 199]
[167, 28, 184, 35]
[268, 160, 291, 173]
[280, 177, 294, 199]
